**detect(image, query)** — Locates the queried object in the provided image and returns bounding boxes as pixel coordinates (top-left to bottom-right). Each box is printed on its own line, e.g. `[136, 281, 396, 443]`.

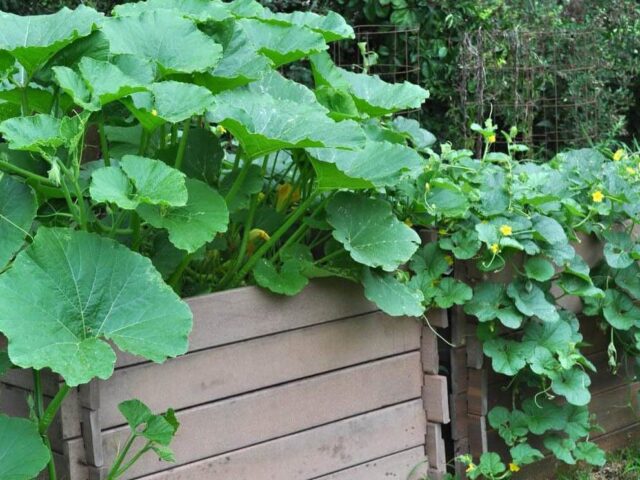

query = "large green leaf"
[507, 280, 560, 322]
[0, 416, 50, 479]
[603, 231, 635, 269]
[434, 278, 472, 309]
[102, 10, 222, 75]
[138, 179, 229, 253]
[0, 228, 192, 386]
[237, 18, 327, 67]
[253, 259, 309, 296]
[550, 368, 591, 406]
[362, 268, 424, 317]
[307, 140, 423, 188]
[0, 114, 79, 153]
[147, 81, 216, 123]
[483, 338, 531, 376]
[113, 0, 232, 22]
[603, 289, 640, 330]
[310, 52, 429, 117]
[326, 192, 420, 272]
[195, 20, 272, 93]
[207, 80, 365, 158]
[0, 6, 103, 76]
[0, 174, 36, 268]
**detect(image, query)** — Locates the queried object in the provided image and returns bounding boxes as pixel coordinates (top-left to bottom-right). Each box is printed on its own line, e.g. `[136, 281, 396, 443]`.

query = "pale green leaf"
[0, 174, 36, 268]
[362, 268, 424, 317]
[0, 416, 50, 479]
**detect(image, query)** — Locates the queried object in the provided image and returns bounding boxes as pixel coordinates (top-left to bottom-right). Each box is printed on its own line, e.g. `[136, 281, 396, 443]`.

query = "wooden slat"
[421, 327, 439, 375]
[425, 422, 447, 472]
[115, 280, 376, 368]
[426, 308, 448, 329]
[67, 353, 424, 478]
[450, 347, 468, 394]
[467, 369, 488, 416]
[468, 414, 488, 457]
[314, 447, 428, 480]
[98, 312, 420, 429]
[132, 400, 427, 480]
[450, 393, 468, 440]
[423, 375, 450, 424]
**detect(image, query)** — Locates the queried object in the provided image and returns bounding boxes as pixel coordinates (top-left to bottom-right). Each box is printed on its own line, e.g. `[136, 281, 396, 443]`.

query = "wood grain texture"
[314, 447, 428, 480]
[67, 353, 424, 478]
[128, 400, 427, 480]
[467, 368, 488, 416]
[423, 375, 450, 424]
[97, 311, 421, 429]
[425, 422, 447, 472]
[421, 327, 440, 375]
[468, 414, 488, 457]
[115, 280, 376, 368]
[450, 393, 469, 440]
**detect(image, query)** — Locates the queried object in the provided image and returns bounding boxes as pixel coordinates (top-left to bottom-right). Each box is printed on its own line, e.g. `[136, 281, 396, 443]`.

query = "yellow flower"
[257, 192, 266, 203]
[490, 243, 500, 254]
[151, 109, 158, 117]
[438, 228, 447, 235]
[466, 463, 477, 473]
[592, 190, 605, 203]
[404, 218, 413, 227]
[488, 134, 496, 144]
[509, 463, 521, 472]
[613, 149, 625, 161]
[275, 183, 300, 212]
[627, 167, 636, 175]
[249, 228, 270, 242]
[215, 125, 227, 135]
[499, 224, 513, 236]
[445, 255, 454, 266]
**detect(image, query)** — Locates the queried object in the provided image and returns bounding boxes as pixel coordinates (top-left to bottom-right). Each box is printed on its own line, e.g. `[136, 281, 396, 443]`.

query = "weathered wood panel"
[423, 375, 450, 424]
[97, 311, 421, 429]
[67, 353, 423, 478]
[313, 447, 428, 480]
[133, 400, 427, 480]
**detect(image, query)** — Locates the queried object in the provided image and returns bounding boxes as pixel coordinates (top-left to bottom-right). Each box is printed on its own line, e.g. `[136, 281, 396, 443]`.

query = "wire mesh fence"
[460, 29, 603, 157]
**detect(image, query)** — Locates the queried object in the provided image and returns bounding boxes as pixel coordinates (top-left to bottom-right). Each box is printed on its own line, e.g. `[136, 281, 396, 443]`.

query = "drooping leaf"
[544, 436, 576, 465]
[362, 268, 424, 317]
[326, 192, 420, 272]
[524, 257, 555, 282]
[102, 10, 222, 75]
[550, 368, 591, 406]
[603, 289, 640, 330]
[310, 52, 429, 117]
[0, 6, 103, 76]
[307, 140, 423, 187]
[531, 214, 568, 245]
[310, 158, 375, 190]
[573, 442, 606, 466]
[138, 179, 229, 253]
[390, 116, 436, 149]
[0, 174, 36, 268]
[434, 278, 472, 309]
[510, 444, 544, 466]
[507, 280, 560, 322]
[253, 259, 308, 296]
[0, 114, 78, 153]
[0, 416, 50, 479]
[0, 228, 192, 386]
[521, 398, 566, 435]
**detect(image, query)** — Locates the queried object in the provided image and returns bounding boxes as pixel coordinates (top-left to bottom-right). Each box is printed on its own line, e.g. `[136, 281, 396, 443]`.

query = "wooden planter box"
[1, 280, 450, 480]
[447, 234, 640, 478]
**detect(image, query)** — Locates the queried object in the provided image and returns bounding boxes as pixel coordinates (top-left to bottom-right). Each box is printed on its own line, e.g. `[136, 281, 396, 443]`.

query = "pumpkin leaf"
[0, 228, 192, 386]
[253, 258, 309, 296]
[0, 416, 50, 479]
[362, 268, 424, 317]
[0, 174, 36, 268]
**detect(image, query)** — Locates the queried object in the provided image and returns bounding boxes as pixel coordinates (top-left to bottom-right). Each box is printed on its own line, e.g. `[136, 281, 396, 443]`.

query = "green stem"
[98, 114, 111, 167]
[169, 253, 194, 291]
[131, 213, 142, 251]
[170, 124, 178, 146]
[314, 248, 344, 265]
[39, 384, 71, 434]
[174, 119, 191, 170]
[33, 370, 44, 419]
[106, 433, 137, 480]
[224, 154, 252, 206]
[114, 443, 151, 478]
[138, 129, 150, 156]
[231, 190, 319, 285]
[0, 160, 56, 187]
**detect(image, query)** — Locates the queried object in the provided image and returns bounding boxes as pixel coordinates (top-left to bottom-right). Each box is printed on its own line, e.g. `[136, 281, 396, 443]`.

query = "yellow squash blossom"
[404, 218, 413, 227]
[246, 229, 270, 256]
[499, 224, 513, 236]
[490, 243, 500, 254]
[466, 463, 477, 473]
[151, 109, 158, 117]
[215, 125, 227, 135]
[509, 463, 521, 472]
[445, 255, 454, 266]
[627, 167, 636, 175]
[438, 228, 447, 235]
[592, 190, 605, 203]
[488, 134, 496, 144]
[613, 149, 625, 161]
[275, 183, 301, 212]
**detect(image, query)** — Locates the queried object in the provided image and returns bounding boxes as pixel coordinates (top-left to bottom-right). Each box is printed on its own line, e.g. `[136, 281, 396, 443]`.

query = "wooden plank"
[423, 375, 450, 424]
[132, 400, 427, 480]
[67, 353, 424, 478]
[425, 422, 447, 472]
[467, 369, 488, 416]
[450, 393, 468, 440]
[453, 437, 470, 478]
[99, 312, 421, 429]
[468, 414, 488, 457]
[466, 335, 484, 369]
[115, 280, 376, 368]
[421, 327, 439, 375]
[314, 447, 428, 480]
[450, 347, 468, 394]
[426, 308, 448, 329]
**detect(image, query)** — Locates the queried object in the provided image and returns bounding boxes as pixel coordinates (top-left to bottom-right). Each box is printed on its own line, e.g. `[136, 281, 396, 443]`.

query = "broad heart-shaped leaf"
[195, 20, 272, 93]
[483, 338, 531, 376]
[207, 85, 365, 159]
[53, 57, 147, 111]
[507, 280, 560, 322]
[138, 179, 229, 253]
[603, 289, 640, 330]
[0, 174, 36, 268]
[237, 18, 327, 67]
[524, 257, 555, 282]
[0, 6, 103, 76]
[362, 268, 424, 317]
[615, 263, 640, 300]
[310, 158, 374, 191]
[510, 444, 544, 466]
[310, 52, 429, 117]
[0, 416, 50, 479]
[327, 192, 420, 272]
[434, 278, 472, 309]
[253, 259, 309, 296]
[603, 230, 635, 269]
[531, 214, 568, 245]
[522, 398, 567, 435]
[550, 368, 592, 406]
[0, 114, 79, 153]
[90, 155, 187, 210]
[264, 10, 354, 42]
[0, 228, 192, 386]
[544, 436, 576, 465]
[425, 179, 469, 218]
[102, 10, 222, 75]
[113, 0, 232, 22]
[464, 283, 523, 328]
[307, 140, 423, 188]
[574, 442, 606, 466]
[390, 116, 436, 150]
